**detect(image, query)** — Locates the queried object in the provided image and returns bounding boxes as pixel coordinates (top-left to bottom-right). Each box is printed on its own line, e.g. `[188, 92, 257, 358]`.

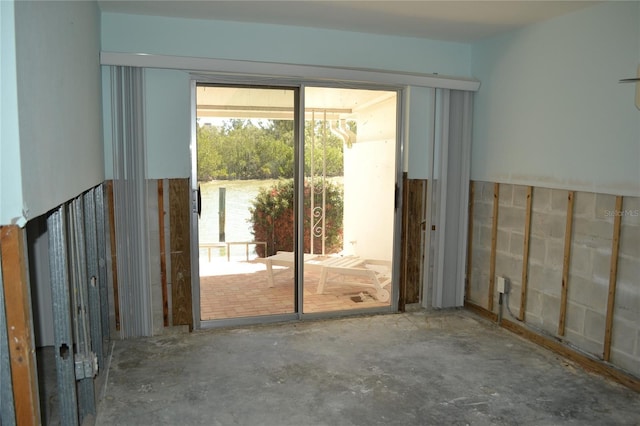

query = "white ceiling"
[98, 0, 598, 43]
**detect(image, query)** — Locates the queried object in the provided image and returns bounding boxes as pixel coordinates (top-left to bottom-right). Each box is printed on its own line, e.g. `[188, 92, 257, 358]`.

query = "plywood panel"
[158, 180, 169, 327]
[169, 179, 193, 330]
[405, 179, 426, 304]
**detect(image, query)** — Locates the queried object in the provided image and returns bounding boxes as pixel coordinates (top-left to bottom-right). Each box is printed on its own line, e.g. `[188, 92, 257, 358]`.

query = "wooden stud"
[105, 181, 120, 330]
[518, 186, 533, 321]
[557, 191, 575, 336]
[158, 180, 169, 326]
[603, 195, 623, 361]
[488, 183, 499, 311]
[1, 226, 41, 425]
[465, 181, 475, 301]
[169, 178, 193, 330]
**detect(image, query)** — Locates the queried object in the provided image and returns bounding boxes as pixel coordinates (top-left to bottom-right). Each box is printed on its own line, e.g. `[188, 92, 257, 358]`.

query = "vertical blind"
[110, 66, 153, 337]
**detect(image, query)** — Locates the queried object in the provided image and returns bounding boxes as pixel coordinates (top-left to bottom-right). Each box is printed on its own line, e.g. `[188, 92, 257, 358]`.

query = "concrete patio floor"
[199, 258, 390, 320]
[96, 310, 640, 425]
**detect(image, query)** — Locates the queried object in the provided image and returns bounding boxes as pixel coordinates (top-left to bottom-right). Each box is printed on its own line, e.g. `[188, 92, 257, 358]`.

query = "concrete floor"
[95, 310, 640, 425]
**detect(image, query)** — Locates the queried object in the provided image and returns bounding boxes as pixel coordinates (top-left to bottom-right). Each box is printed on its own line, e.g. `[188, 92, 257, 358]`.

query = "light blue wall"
[15, 0, 104, 220]
[471, 2, 640, 196]
[145, 69, 191, 179]
[102, 13, 470, 77]
[0, 0, 24, 226]
[101, 12, 472, 179]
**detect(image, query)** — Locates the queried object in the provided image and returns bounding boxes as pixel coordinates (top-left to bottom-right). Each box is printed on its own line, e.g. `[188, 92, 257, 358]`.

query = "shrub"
[249, 179, 344, 256]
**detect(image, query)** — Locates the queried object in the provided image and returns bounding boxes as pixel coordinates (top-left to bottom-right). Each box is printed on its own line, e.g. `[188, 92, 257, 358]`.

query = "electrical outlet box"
[497, 276, 509, 294]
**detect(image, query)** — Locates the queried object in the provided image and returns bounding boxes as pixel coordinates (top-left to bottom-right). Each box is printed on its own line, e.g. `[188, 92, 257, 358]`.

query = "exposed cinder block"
[610, 349, 640, 377]
[591, 249, 613, 282]
[526, 289, 544, 319]
[564, 329, 603, 358]
[472, 246, 491, 270]
[479, 181, 495, 203]
[619, 224, 640, 258]
[569, 243, 592, 278]
[473, 201, 494, 221]
[551, 189, 569, 213]
[510, 232, 524, 256]
[506, 284, 521, 314]
[565, 302, 586, 334]
[528, 263, 562, 296]
[595, 193, 617, 223]
[572, 217, 614, 248]
[512, 185, 530, 208]
[573, 191, 596, 218]
[498, 184, 513, 206]
[613, 278, 640, 323]
[545, 239, 565, 270]
[610, 317, 637, 357]
[531, 210, 566, 239]
[498, 205, 525, 231]
[584, 308, 606, 343]
[495, 254, 523, 284]
[621, 196, 640, 226]
[478, 224, 494, 248]
[540, 293, 561, 334]
[532, 187, 552, 213]
[496, 229, 510, 254]
[567, 274, 608, 312]
[528, 235, 546, 265]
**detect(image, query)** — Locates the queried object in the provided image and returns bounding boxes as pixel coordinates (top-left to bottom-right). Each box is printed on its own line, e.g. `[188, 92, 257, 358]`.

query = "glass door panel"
[196, 85, 297, 321]
[302, 87, 397, 313]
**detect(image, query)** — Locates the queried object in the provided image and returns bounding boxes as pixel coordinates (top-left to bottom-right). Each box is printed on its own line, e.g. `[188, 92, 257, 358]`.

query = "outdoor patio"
[199, 257, 390, 320]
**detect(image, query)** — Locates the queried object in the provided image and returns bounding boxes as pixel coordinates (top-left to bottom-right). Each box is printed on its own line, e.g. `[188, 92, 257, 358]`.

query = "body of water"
[198, 179, 279, 245]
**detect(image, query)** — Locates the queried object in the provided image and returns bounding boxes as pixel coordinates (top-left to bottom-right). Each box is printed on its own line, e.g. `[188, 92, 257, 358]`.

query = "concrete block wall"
[612, 196, 640, 374]
[526, 187, 567, 335]
[468, 181, 493, 306]
[564, 192, 613, 357]
[467, 181, 640, 378]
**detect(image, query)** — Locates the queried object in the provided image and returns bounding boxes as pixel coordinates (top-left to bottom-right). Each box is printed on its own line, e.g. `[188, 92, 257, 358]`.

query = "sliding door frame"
[190, 75, 404, 329]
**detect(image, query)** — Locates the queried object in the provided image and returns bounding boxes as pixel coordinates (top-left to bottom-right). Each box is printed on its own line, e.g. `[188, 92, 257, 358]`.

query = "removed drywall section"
[467, 180, 640, 378]
[610, 196, 640, 374]
[169, 178, 193, 331]
[468, 181, 493, 307]
[526, 187, 567, 336]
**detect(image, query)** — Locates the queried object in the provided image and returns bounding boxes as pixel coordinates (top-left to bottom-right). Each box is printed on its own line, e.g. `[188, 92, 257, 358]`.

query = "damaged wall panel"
[169, 178, 193, 330]
[466, 180, 640, 382]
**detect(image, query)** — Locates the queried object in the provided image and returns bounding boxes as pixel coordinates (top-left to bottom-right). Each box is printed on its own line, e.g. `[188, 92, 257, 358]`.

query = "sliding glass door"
[192, 83, 399, 326]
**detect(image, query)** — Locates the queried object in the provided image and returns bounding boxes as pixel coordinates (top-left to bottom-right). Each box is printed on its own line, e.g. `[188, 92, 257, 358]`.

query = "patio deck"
[199, 258, 390, 320]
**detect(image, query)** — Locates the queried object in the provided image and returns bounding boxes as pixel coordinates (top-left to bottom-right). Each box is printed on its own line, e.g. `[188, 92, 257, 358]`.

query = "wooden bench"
[200, 241, 267, 262]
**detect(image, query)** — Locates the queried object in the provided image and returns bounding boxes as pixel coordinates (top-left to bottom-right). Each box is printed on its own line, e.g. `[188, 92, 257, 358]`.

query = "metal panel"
[84, 189, 104, 369]
[70, 197, 96, 420]
[47, 206, 79, 426]
[94, 184, 111, 357]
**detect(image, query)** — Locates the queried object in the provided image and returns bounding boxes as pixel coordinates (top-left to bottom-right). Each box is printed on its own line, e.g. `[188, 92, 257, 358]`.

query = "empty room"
[1, 1, 639, 425]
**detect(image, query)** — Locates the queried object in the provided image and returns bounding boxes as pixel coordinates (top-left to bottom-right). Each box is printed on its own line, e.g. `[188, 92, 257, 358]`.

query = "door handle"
[197, 185, 202, 217]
